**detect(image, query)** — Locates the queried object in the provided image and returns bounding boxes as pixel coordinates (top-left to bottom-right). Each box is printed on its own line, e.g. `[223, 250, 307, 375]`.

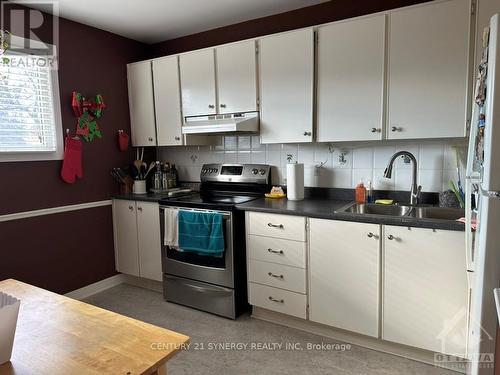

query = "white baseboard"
[121, 274, 163, 293]
[65, 274, 163, 300]
[65, 274, 126, 300]
[251, 307, 466, 374]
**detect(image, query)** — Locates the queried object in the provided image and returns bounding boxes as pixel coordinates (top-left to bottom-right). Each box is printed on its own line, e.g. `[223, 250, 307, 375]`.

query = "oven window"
[166, 247, 226, 268]
[220, 166, 243, 175]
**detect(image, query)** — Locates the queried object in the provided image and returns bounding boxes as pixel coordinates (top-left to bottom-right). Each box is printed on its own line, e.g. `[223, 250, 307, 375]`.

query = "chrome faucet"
[383, 151, 421, 205]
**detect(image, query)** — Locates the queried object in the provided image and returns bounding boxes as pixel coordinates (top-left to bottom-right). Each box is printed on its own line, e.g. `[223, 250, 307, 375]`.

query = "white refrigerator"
[467, 13, 500, 375]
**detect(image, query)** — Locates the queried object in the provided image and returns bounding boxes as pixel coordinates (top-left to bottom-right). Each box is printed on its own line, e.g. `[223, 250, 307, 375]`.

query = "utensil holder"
[133, 180, 147, 194]
[0, 292, 20, 365]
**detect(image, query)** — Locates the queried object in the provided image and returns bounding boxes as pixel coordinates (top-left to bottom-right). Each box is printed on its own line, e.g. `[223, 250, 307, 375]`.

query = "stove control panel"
[200, 164, 271, 184]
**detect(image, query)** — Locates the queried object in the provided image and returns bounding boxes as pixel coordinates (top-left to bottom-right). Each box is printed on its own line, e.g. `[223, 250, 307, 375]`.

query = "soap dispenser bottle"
[355, 180, 367, 204]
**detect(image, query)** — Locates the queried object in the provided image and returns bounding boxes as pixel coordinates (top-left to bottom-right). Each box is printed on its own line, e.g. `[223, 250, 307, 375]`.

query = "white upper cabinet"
[387, 0, 470, 139]
[179, 49, 217, 117]
[216, 41, 258, 114]
[317, 15, 386, 142]
[152, 56, 183, 146]
[127, 61, 157, 146]
[259, 28, 314, 144]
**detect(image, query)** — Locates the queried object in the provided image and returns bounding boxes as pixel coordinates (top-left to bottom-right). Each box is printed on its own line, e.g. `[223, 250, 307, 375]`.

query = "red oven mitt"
[61, 137, 83, 184]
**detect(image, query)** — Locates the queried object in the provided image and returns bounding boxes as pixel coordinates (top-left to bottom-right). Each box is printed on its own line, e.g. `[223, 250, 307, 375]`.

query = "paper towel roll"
[286, 163, 304, 201]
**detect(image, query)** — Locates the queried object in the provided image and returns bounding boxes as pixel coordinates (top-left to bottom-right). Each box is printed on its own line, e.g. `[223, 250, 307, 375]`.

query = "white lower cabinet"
[112, 199, 140, 276]
[309, 219, 380, 337]
[112, 199, 162, 282]
[249, 259, 306, 294]
[246, 211, 468, 356]
[248, 283, 307, 319]
[383, 225, 468, 355]
[246, 212, 308, 318]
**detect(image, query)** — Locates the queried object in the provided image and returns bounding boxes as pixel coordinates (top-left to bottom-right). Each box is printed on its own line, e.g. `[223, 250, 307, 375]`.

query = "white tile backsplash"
[373, 145, 396, 169]
[237, 151, 252, 164]
[158, 137, 468, 192]
[419, 169, 443, 192]
[238, 136, 252, 150]
[419, 143, 444, 170]
[352, 147, 373, 169]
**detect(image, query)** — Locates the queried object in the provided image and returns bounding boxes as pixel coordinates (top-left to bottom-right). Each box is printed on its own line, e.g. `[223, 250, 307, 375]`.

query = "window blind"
[0, 58, 58, 153]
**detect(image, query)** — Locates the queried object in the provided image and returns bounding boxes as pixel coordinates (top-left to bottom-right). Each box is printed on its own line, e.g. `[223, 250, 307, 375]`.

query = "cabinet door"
[153, 57, 183, 146]
[317, 15, 385, 142]
[387, 0, 470, 139]
[309, 219, 380, 337]
[127, 62, 157, 146]
[259, 29, 314, 144]
[216, 41, 257, 114]
[112, 200, 139, 276]
[136, 202, 163, 281]
[179, 49, 217, 117]
[383, 226, 468, 355]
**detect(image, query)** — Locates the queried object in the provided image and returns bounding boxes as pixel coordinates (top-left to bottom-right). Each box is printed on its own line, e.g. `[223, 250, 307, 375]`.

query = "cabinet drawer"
[248, 235, 306, 268]
[249, 282, 307, 319]
[249, 260, 306, 294]
[248, 212, 306, 241]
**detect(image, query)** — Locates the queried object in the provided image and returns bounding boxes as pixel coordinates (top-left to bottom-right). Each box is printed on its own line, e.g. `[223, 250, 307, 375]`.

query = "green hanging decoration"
[72, 91, 106, 142]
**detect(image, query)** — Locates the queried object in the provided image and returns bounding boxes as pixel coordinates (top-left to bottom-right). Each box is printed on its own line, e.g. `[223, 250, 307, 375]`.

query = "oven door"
[160, 206, 234, 288]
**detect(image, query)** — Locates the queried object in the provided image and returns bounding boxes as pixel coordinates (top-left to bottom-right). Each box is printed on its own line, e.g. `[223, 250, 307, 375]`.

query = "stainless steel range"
[159, 164, 271, 319]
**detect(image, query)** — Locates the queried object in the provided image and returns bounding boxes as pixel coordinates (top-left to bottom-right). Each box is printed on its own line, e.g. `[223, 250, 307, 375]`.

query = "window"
[0, 38, 63, 162]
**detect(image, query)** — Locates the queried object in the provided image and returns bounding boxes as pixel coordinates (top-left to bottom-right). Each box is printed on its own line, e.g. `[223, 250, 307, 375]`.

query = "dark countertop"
[113, 188, 465, 231]
[236, 197, 466, 232]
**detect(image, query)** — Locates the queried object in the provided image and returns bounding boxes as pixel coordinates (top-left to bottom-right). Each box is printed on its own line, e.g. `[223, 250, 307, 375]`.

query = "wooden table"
[0, 279, 189, 375]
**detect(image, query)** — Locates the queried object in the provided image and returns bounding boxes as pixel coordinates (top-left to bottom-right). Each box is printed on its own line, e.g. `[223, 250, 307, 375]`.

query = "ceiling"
[29, 0, 328, 44]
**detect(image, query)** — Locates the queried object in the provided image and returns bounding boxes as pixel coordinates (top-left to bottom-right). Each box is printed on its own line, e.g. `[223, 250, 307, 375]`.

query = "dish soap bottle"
[366, 180, 374, 203]
[355, 180, 367, 204]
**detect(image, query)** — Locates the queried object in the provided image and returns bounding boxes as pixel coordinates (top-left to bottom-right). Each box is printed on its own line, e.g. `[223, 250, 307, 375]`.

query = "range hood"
[182, 112, 259, 135]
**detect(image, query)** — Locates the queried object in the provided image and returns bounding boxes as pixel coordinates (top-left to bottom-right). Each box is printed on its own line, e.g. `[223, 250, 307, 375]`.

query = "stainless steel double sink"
[336, 203, 464, 221]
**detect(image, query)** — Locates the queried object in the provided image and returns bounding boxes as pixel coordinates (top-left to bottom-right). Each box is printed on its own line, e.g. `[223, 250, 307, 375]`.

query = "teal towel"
[178, 211, 225, 257]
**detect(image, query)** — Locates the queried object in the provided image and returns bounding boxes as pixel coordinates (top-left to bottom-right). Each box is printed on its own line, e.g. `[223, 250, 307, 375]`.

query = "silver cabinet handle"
[128, 205, 134, 211]
[391, 126, 402, 132]
[148, 137, 154, 141]
[268, 272, 284, 279]
[387, 235, 395, 240]
[268, 248, 284, 255]
[208, 104, 215, 109]
[371, 128, 381, 133]
[220, 104, 226, 108]
[174, 136, 181, 141]
[268, 296, 284, 303]
[367, 232, 379, 239]
[137, 206, 142, 212]
[267, 223, 284, 228]
[303, 131, 312, 136]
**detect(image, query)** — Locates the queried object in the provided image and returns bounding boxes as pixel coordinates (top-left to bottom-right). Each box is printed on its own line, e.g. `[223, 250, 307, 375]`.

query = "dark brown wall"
[0, 207, 115, 294]
[151, 0, 431, 57]
[0, 7, 149, 293]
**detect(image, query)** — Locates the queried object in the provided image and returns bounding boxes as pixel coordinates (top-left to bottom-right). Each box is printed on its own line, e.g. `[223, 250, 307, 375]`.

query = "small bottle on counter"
[355, 180, 367, 204]
[366, 180, 374, 203]
[171, 164, 179, 188]
[162, 163, 170, 190]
